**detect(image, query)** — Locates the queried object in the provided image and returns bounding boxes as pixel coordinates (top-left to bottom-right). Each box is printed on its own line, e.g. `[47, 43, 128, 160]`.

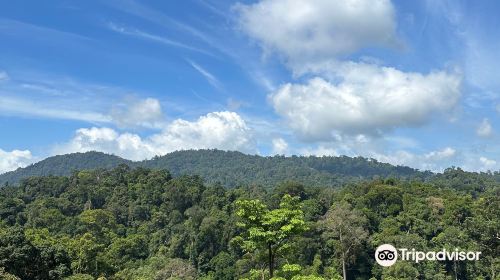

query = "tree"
[155, 258, 197, 280]
[0, 162, 497, 279]
[320, 202, 368, 280]
[0, 226, 71, 279]
[0, 267, 20, 280]
[233, 194, 308, 278]
[382, 261, 420, 280]
[69, 233, 103, 276]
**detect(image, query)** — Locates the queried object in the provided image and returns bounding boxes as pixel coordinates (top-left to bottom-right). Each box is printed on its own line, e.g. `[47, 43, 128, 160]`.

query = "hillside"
[0, 164, 497, 279]
[0, 150, 431, 187]
[140, 150, 431, 187]
[0, 152, 132, 186]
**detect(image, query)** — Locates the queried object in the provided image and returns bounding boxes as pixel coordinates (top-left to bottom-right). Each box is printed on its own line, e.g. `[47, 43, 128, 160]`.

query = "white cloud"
[370, 147, 457, 172]
[107, 22, 213, 56]
[300, 146, 338, 157]
[55, 111, 254, 160]
[269, 63, 462, 140]
[271, 138, 288, 154]
[476, 118, 492, 137]
[54, 127, 157, 161]
[187, 59, 223, 90]
[235, 0, 398, 69]
[297, 143, 495, 172]
[0, 71, 166, 129]
[111, 97, 164, 129]
[424, 147, 456, 160]
[0, 71, 9, 81]
[0, 149, 34, 174]
[479, 156, 497, 170]
[150, 111, 253, 153]
[0, 96, 112, 123]
[227, 98, 246, 110]
[0, 72, 142, 124]
[0, 95, 166, 129]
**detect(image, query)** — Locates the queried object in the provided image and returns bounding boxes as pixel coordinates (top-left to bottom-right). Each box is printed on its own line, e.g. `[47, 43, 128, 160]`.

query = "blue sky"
[0, 0, 498, 173]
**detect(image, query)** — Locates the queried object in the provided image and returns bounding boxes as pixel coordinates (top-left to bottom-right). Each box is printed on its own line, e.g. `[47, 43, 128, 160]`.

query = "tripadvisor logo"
[374, 244, 481, 267]
[375, 244, 398, 267]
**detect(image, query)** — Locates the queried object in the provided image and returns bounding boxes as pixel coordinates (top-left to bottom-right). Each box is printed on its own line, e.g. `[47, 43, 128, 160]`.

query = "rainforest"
[0, 155, 498, 279]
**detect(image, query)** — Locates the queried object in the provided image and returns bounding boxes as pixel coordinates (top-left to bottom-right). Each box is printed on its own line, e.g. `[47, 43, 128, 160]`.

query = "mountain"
[0, 152, 132, 186]
[0, 150, 432, 187]
[140, 150, 431, 187]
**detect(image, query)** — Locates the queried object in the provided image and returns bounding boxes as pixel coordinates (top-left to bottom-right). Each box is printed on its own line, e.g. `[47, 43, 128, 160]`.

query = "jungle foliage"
[0, 164, 498, 279]
[0, 150, 435, 187]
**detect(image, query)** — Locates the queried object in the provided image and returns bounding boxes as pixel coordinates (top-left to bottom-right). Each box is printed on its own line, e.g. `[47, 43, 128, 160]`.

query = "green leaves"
[233, 194, 308, 278]
[235, 194, 308, 246]
[0, 163, 498, 279]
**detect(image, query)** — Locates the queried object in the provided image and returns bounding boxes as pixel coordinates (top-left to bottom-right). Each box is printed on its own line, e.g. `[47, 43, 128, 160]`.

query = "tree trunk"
[492, 261, 495, 280]
[268, 243, 274, 278]
[342, 254, 347, 280]
[454, 261, 458, 280]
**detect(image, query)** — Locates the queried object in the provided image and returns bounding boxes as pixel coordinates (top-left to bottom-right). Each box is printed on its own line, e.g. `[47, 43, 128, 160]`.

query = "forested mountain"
[140, 150, 431, 187]
[0, 152, 132, 186]
[0, 150, 432, 187]
[0, 166, 498, 279]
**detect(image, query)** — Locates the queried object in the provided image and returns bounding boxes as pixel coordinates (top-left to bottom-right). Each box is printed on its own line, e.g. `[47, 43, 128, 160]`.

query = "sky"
[0, 0, 499, 174]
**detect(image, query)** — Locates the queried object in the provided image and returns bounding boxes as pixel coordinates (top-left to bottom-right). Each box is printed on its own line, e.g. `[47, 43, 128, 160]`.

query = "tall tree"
[233, 194, 308, 278]
[321, 202, 368, 280]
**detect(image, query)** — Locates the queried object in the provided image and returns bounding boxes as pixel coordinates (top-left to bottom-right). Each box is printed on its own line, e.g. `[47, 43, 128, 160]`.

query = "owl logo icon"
[375, 244, 398, 267]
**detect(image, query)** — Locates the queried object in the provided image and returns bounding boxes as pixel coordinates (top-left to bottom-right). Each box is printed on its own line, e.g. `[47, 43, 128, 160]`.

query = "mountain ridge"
[0, 150, 435, 187]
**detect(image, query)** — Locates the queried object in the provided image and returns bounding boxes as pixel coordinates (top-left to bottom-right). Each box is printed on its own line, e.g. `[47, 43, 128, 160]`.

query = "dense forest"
[0, 164, 498, 279]
[0, 150, 432, 187]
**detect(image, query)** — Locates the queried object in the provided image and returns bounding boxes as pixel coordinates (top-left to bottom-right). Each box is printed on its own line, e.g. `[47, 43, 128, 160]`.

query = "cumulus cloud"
[300, 146, 339, 157]
[271, 138, 288, 154]
[476, 118, 492, 137]
[370, 147, 457, 171]
[235, 0, 398, 68]
[236, 0, 464, 149]
[298, 142, 459, 172]
[55, 111, 254, 160]
[149, 111, 253, 153]
[270, 63, 462, 140]
[479, 156, 497, 170]
[0, 149, 34, 174]
[424, 147, 456, 161]
[54, 127, 156, 161]
[111, 97, 164, 129]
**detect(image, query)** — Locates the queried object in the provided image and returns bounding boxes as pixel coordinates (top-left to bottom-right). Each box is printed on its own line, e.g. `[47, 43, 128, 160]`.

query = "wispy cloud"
[187, 59, 223, 90]
[249, 70, 276, 92]
[197, 0, 227, 18]
[0, 18, 94, 46]
[0, 71, 9, 81]
[0, 70, 167, 128]
[106, 0, 232, 57]
[0, 96, 112, 123]
[107, 22, 214, 56]
[105, 0, 280, 91]
[476, 118, 493, 137]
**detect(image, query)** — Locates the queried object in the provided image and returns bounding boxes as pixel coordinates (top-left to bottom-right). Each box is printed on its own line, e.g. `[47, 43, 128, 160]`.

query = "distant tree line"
[0, 150, 442, 187]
